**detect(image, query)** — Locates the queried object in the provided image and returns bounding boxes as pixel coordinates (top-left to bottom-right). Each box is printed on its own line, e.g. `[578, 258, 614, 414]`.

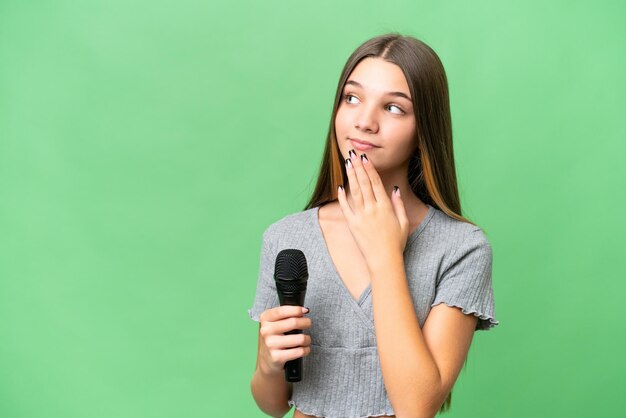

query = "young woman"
[249, 33, 499, 418]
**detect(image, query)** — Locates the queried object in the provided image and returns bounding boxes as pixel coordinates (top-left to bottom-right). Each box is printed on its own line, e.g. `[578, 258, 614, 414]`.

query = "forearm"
[250, 366, 293, 418]
[368, 251, 444, 417]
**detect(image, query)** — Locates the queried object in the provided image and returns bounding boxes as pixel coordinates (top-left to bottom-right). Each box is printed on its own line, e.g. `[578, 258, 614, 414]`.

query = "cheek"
[394, 118, 416, 140]
[334, 109, 348, 135]
[382, 120, 412, 140]
[334, 107, 345, 124]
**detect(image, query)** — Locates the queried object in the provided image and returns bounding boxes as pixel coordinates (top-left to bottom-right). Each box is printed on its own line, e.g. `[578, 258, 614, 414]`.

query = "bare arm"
[251, 324, 293, 417]
[369, 251, 477, 418]
[335, 148, 484, 417]
[250, 306, 312, 417]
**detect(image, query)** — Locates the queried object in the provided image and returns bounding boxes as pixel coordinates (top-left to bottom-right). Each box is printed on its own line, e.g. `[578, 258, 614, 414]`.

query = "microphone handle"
[279, 292, 306, 382]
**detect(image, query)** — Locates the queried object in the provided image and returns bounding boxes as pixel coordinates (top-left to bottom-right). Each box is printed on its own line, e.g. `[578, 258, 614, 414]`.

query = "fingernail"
[303, 307, 310, 313]
[349, 149, 356, 158]
[361, 154, 368, 163]
[345, 158, 352, 169]
[394, 186, 400, 196]
[338, 185, 343, 192]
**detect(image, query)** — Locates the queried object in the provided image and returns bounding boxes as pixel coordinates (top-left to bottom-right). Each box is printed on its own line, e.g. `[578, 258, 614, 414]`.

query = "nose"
[354, 104, 379, 133]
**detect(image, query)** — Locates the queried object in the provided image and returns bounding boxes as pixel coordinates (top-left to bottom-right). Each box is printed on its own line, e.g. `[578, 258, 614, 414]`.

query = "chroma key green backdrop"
[0, 1, 624, 417]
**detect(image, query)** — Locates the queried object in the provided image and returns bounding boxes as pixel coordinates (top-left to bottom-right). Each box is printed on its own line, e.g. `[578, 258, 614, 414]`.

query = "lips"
[349, 138, 379, 147]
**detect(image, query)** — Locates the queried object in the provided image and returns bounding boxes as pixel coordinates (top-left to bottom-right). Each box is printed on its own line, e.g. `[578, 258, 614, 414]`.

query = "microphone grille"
[275, 249, 308, 281]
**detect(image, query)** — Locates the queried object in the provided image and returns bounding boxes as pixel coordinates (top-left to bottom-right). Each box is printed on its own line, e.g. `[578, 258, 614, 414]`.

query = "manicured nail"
[345, 158, 352, 169]
[361, 154, 368, 163]
[394, 186, 400, 196]
[349, 149, 357, 158]
[303, 307, 310, 313]
[338, 185, 343, 192]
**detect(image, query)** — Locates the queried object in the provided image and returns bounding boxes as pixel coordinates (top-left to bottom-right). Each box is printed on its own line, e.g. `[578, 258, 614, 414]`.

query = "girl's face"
[334, 57, 417, 171]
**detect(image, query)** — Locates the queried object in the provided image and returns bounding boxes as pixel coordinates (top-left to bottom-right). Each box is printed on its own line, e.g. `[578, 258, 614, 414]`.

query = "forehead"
[345, 57, 409, 93]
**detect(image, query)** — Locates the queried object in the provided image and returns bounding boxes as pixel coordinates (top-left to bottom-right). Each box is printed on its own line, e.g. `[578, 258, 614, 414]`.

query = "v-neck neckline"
[312, 203, 435, 307]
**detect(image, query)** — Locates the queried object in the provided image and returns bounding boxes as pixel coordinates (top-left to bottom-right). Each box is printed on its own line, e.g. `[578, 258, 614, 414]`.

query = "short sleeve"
[431, 228, 499, 331]
[247, 230, 280, 322]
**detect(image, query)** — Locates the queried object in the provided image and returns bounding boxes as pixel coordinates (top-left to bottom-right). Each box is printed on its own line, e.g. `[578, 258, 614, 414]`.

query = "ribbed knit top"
[248, 204, 499, 418]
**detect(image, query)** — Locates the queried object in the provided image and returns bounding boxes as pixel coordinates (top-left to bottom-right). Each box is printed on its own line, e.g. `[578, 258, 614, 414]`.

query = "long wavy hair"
[304, 33, 476, 413]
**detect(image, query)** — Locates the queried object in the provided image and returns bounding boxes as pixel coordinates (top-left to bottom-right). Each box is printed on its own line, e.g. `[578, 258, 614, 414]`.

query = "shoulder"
[262, 207, 318, 243]
[428, 207, 492, 254]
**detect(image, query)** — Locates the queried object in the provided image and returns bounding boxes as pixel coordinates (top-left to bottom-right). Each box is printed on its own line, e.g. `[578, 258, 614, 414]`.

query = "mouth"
[348, 138, 380, 151]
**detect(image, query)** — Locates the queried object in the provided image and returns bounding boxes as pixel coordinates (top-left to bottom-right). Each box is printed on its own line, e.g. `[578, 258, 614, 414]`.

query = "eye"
[387, 104, 405, 115]
[342, 93, 406, 115]
[343, 93, 359, 104]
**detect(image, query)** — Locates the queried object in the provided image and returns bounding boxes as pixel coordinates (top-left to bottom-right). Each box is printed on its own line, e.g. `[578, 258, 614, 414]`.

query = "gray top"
[248, 204, 499, 418]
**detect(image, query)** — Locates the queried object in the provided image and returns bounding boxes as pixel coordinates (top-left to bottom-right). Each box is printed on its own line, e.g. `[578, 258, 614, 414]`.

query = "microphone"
[274, 249, 309, 382]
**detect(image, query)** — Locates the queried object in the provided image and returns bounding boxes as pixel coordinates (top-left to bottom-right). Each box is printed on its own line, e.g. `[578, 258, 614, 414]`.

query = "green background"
[1, 1, 624, 417]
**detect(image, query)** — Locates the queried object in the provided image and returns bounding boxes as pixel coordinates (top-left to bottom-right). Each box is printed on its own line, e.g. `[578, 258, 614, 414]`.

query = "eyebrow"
[344, 80, 412, 102]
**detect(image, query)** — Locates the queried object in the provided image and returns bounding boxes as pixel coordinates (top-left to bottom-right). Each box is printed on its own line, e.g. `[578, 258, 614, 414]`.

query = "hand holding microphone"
[256, 248, 310, 382]
[257, 305, 312, 377]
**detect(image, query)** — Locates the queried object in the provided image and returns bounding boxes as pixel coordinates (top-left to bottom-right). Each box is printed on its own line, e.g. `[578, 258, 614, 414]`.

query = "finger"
[260, 305, 307, 323]
[265, 333, 311, 350]
[391, 186, 410, 235]
[270, 316, 312, 335]
[345, 156, 363, 208]
[360, 153, 389, 206]
[337, 183, 354, 222]
[352, 152, 376, 206]
[275, 346, 311, 364]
